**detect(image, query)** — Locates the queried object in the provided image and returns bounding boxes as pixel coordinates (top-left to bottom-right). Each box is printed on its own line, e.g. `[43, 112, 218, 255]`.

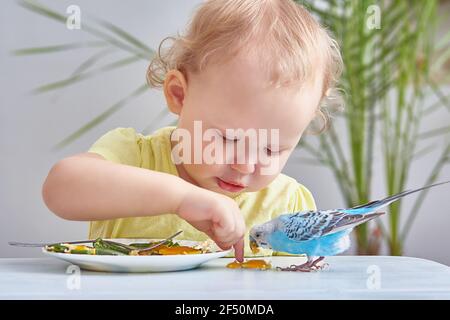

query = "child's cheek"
[198, 162, 226, 177]
[257, 155, 284, 177]
[250, 173, 279, 191]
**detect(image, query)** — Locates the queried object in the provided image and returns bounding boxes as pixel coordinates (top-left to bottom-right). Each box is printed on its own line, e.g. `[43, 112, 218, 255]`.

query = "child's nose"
[230, 162, 255, 175]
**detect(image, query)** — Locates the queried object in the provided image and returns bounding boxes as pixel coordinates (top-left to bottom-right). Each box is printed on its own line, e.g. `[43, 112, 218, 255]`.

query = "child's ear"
[163, 70, 187, 115]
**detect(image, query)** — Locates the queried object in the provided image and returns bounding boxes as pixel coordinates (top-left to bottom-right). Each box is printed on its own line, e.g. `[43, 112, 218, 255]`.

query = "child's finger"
[233, 237, 244, 262]
[213, 218, 236, 242]
[203, 231, 233, 251]
[216, 242, 232, 250]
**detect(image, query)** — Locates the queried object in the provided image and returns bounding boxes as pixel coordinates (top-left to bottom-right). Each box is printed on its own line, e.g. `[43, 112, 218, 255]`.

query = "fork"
[135, 230, 183, 254]
[8, 230, 184, 251]
[93, 230, 183, 253]
[8, 240, 94, 247]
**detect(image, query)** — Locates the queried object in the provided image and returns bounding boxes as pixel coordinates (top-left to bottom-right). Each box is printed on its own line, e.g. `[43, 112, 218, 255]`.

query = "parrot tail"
[325, 211, 385, 235]
[345, 180, 450, 214]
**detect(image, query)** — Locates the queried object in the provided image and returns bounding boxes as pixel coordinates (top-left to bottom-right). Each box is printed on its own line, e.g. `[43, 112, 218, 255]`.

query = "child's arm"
[42, 152, 245, 261]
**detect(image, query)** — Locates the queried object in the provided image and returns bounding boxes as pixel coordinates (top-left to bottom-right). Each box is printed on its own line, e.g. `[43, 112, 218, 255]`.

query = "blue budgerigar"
[249, 180, 450, 272]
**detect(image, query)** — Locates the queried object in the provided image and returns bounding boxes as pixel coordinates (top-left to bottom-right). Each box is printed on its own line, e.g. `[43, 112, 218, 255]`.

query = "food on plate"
[137, 245, 202, 256]
[45, 238, 211, 256]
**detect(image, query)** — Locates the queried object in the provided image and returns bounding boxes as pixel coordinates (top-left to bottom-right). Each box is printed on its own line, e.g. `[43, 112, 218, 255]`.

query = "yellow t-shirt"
[87, 126, 317, 257]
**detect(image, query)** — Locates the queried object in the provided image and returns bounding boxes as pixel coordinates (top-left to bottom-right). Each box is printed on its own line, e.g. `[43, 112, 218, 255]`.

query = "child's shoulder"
[266, 174, 317, 215]
[97, 126, 175, 141]
[264, 173, 313, 199]
[88, 126, 176, 170]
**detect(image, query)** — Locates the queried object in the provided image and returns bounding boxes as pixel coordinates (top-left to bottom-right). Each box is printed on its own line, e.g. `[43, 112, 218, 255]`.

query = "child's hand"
[177, 187, 246, 262]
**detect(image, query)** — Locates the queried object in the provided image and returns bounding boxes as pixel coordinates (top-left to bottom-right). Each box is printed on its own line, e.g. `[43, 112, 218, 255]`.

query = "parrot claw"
[276, 256, 327, 272]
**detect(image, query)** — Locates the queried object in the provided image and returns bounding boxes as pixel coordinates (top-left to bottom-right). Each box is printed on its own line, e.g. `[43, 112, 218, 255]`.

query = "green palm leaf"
[33, 55, 142, 94]
[12, 41, 107, 55]
[297, 0, 449, 255]
[53, 84, 148, 150]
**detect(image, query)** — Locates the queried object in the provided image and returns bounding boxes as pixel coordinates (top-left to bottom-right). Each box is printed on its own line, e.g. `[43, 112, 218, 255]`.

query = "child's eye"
[214, 129, 240, 142]
[265, 147, 279, 156]
[220, 133, 238, 142]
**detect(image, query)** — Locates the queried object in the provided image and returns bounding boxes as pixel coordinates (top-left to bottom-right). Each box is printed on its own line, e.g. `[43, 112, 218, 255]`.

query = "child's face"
[165, 53, 323, 197]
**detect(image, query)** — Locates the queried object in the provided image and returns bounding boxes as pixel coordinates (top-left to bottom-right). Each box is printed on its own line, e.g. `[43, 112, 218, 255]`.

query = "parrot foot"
[276, 256, 327, 272]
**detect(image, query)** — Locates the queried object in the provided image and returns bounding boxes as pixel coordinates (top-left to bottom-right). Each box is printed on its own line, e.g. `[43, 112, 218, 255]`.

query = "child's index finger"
[233, 237, 244, 262]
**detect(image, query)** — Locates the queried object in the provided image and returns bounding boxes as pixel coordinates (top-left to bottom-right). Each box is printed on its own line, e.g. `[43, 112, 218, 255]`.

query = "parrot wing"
[279, 210, 384, 241]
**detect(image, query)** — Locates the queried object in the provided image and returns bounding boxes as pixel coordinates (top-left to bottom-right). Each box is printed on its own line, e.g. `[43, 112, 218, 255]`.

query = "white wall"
[1, 0, 449, 265]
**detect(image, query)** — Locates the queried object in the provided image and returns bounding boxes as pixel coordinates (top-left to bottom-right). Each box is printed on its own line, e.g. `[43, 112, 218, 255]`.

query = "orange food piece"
[137, 245, 202, 256]
[226, 261, 243, 269]
[74, 245, 88, 251]
[242, 259, 271, 269]
[250, 241, 260, 254]
[226, 259, 271, 270]
[155, 246, 202, 255]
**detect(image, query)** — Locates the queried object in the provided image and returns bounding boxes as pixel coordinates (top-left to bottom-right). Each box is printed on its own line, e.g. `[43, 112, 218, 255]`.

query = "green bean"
[69, 248, 94, 255]
[46, 244, 69, 253]
[93, 238, 130, 255]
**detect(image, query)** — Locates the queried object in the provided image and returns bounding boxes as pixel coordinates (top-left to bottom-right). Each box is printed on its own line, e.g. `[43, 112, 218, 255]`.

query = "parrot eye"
[255, 233, 261, 238]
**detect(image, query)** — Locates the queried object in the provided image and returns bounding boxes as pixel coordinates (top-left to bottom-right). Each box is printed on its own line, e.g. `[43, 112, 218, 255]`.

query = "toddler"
[42, 0, 343, 261]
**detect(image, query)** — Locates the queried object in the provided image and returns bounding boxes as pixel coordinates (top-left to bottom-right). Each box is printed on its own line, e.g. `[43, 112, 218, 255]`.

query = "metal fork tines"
[8, 240, 94, 248]
[136, 230, 183, 254]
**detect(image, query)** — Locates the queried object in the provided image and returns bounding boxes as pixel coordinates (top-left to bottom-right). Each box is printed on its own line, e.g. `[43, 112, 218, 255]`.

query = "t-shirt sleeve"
[88, 127, 143, 167]
[290, 183, 317, 212]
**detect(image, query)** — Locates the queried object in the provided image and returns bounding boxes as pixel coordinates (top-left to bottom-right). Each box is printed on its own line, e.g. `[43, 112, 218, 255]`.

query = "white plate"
[42, 239, 231, 273]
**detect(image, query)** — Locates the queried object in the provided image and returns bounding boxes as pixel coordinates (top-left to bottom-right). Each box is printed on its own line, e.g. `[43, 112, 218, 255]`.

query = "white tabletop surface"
[1, 256, 450, 299]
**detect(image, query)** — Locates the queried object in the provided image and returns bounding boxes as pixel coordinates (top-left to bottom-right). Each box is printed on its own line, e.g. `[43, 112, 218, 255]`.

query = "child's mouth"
[217, 178, 246, 192]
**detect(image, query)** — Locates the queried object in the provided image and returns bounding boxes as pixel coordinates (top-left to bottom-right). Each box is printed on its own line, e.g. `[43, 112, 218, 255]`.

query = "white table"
[1, 256, 450, 299]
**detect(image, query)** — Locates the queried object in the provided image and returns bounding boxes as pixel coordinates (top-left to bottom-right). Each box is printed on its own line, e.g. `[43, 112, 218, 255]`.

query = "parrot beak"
[249, 235, 260, 254]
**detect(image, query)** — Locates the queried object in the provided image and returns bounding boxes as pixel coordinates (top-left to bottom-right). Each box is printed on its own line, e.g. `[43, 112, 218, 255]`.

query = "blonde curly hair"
[146, 0, 343, 134]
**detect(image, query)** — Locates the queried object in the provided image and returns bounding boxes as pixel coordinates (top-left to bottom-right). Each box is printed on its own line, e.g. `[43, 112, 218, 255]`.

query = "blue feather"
[269, 229, 352, 256]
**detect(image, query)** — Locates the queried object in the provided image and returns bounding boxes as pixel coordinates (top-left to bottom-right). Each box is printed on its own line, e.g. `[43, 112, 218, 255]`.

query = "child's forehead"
[192, 55, 322, 138]
[198, 52, 263, 79]
[194, 49, 325, 94]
